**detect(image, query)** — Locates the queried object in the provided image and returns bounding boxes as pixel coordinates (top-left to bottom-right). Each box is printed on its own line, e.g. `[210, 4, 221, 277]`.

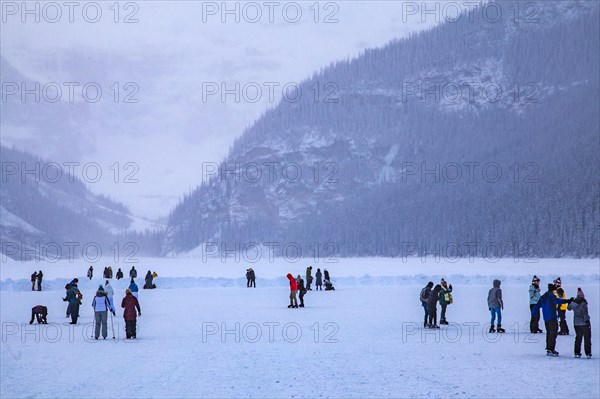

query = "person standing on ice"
[529, 275, 543, 333]
[532, 283, 572, 356]
[554, 278, 570, 335]
[439, 279, 453, 325]
[108, 266, 113, 279]
[420, 282, 433, 328]
[116, 268, 124, 280]
[87, 266, 93, 280]
[129, 278, 139, 299]
[249, 268, 256, 287]
[121, 288, 141, 339]
[315, 268, 323, 291]
[567, 288, 592, 358]
[105, 280, 115, 309]
[287, 273, 298, 308]
[129, 266, 138, 279]
[30, 271, 37, 291]
[92, 285, 115, 340]
[306, 266, 313, 291]
[297, 274, 307, 308]
[36, 270, 43, 291]
[66, 283, 82, 324]
[487, 279, 505, 333]
[427, 284, 442, 328]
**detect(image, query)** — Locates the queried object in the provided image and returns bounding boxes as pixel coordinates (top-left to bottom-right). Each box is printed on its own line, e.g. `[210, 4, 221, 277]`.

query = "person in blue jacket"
[532, 283, 573, 356]
[129, 278, 139, 299]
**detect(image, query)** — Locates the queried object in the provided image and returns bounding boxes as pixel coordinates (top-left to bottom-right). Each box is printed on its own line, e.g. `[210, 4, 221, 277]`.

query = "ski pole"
[110, 310, 115, 340]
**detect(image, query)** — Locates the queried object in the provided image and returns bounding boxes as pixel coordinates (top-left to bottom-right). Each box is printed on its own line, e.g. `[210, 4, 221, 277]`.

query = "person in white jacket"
[104, 280, 115, 310]
[92, 285, 115, 340]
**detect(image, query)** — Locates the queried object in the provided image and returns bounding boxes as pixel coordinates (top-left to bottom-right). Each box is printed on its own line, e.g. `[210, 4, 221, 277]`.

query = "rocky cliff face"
[163, 1, 600, 258]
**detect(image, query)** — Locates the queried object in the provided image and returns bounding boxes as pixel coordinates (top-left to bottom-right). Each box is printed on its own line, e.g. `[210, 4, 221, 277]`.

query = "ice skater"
[121, 288, 141, 339]
[92, 285, 115, 340]
[297, 274, 307, 307]
[568, 288, 592, 358]
[287, 273, 298, 308]
[487, 279, 505, 333]
[532, 283, 572, 356]
[315, 268, 323, 291]
[529, 275, 543, 333]
[420, 282, 433, 328]
[427, 284, 442, 328]
[439, 279, 453, 325]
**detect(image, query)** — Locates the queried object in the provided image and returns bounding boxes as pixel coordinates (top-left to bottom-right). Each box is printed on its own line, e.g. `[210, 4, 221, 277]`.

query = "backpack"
[445, 292, 453, 304]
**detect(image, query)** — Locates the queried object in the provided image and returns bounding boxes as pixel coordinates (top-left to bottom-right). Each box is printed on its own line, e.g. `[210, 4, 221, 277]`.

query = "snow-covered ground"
[1, 257, 599, 398]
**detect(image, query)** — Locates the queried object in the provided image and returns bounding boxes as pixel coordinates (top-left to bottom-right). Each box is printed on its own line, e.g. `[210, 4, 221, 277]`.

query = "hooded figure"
[116, 268, 124, 280]
[487, 279, 504, 333]
[567, 288, 592, 357]
[92, 286, 115, 340]
[287, 274, 298, 308]
[144, 271, 155, 289]
[129, 278, 139, 298]
[315, 268, 323, 290]
[121, 288, 141, 339]
[306, 267, 313, 291]
[129, 266, 137, 279]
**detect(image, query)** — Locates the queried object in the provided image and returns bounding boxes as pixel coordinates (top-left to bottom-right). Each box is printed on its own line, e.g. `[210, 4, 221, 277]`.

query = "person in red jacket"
[287, 273, 298, 308]
[121, 288, 141, 339]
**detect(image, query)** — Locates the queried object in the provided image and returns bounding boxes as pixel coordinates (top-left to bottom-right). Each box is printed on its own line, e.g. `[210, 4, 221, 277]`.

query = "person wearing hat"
[92, 285, 115, 339]
[567, 288, 592, 358]
[129, 278, 139, 299]
[306, 266, 313, 291]
[554, 278, 569, 335]
[121, 288, 141, 339]
[105, 280, 115, 310]
[439, 279, 453, 325]
[532, 283, 573, 356]
[529, 276, 543, 333]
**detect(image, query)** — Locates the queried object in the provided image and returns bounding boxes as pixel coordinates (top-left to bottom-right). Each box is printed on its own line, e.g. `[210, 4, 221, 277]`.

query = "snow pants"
[125, 319, 137, 338]
[545, 319, 559, 351]
[530, 304, 541, 333]
[574, 324, 592, 356]
[440, 304, 448, 321]
[94, 311, 108, 339]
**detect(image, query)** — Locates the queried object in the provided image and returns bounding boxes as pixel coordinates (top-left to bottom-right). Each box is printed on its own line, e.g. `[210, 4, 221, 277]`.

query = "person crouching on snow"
[29, 305, 48, 324]
[122, 288, 141, 339]
[287, 273, 298, 308]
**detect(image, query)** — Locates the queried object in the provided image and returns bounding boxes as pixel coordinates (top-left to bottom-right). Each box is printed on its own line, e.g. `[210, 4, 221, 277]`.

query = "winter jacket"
[105, 283, 114, 298]
[306, 268, 312, 284]
[315, 270, 322, 285]
[66, 287, 82, 304]
[568, 298, 590, 326]
[129, 268, 137, 278]
[121, 293, 141, 321]
[439, 286, 453, 305]
[129, 281, 139, 293]
[555, 290, 568, 311]
[37, 272, 43, 281]
[116, 270, 124, 279]
[249, 270, 255, 280]
[529, 284, 541, 305]
[246, 270, 251, 279]
[145, 272, 153, 285]
[287, 274, 298, 291]
[324, 270, 330, 281]
[92, 292, 113, 312]
[420, 286, 431, 304]
[487, 280, 503, 309]
[427, 287, 441, 311]
[532, 290, 570, 321]
[31, 272, 37, 282]
[297, 277, 306, 293]
[87, 268, 93, 278]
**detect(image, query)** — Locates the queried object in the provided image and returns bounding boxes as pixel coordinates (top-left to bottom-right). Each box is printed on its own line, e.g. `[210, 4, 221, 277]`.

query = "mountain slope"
[163, 0, 600, 258]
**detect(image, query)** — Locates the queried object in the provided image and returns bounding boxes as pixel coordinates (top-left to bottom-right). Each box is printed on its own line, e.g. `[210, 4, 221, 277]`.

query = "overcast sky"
[1, 1, 437, 220]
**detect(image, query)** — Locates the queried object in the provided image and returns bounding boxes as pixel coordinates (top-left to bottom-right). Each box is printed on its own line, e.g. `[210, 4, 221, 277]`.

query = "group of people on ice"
[285, 267, 334, 308]
[419, 276, 592, 358]
[529, 276, 591, 358]
[419, 279, 453, 328]
[29, 265, 155, 340]
[30, 270, 43, 291]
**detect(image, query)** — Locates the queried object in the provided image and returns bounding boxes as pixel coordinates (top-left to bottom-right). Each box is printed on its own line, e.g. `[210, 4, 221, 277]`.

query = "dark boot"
[497, 325, 505, 333]
[489, 325, 496, 333]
